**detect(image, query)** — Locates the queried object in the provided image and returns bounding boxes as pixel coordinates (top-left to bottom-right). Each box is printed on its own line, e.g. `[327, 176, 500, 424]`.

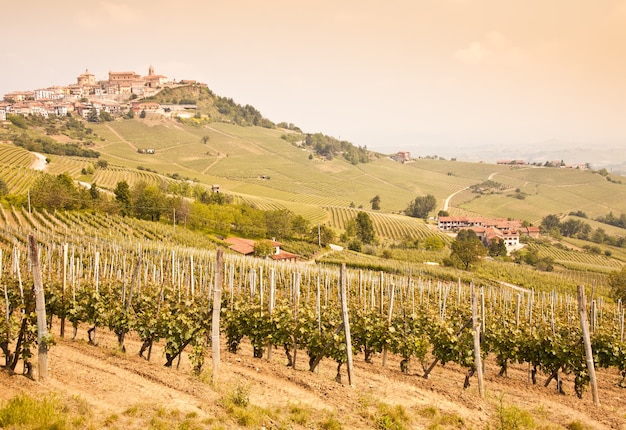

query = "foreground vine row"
[1, 236, 625, 402]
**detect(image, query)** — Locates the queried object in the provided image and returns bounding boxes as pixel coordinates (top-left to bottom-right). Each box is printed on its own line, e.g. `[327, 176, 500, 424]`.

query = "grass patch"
[218, 383, 276, 428]
[375, 402, 410, 430]
[566, 421, 594, 430]
[118, 403, 208, 429]
[319, 413, 343, 430]
[0, 393, 70, 429]
[495, 395, 535, 430]
[288, 402, 311, 425]
[416, 405, 465, 429]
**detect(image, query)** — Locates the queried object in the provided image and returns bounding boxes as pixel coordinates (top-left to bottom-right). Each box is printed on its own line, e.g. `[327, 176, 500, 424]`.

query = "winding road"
[442, 170, 500, 211]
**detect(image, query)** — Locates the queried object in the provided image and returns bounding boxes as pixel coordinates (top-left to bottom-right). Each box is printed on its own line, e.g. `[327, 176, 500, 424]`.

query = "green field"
[2, 114, 626, 271]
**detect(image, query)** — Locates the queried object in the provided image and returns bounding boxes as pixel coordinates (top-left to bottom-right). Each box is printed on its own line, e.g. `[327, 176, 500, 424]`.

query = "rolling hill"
[3, 103, 626, 245]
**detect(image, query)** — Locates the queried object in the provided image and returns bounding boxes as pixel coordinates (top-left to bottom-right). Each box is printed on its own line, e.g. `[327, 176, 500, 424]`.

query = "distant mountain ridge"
[403, 139, 626, 174]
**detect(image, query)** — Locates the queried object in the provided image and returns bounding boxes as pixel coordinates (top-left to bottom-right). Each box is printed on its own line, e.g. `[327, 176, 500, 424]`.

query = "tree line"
[541, 213, 626, 249]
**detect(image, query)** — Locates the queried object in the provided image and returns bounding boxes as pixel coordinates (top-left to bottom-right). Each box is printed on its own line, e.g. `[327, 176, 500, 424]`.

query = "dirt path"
[30, 152, 47, 171]
[2, 324, 625, 429]
[442, 186, 469, 211]
[105, 124, 138, 151]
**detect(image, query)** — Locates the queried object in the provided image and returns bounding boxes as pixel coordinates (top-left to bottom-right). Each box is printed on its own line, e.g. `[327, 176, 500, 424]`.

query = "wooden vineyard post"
[292, 271, 300, 370]
[60, 243, 68, 338]
[212, 248, 224, 385]
[340, 264, 355, 387]
[119, 253, 142, 350]
[1, 249, 10, 367]
[382, 284, 395, 367]
[29, 234, 48, 381]
[267, 268, 275, 360]
[577, 285, 600, 406]
[515, 293, 521, 327]
[471, 286, 484, 399]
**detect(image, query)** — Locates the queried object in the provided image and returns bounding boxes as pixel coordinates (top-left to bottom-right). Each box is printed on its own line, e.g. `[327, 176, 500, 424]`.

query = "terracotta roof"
[225, 237, 284, 256]
[225, 237, 255, 255]
[270, 251, 299, 261]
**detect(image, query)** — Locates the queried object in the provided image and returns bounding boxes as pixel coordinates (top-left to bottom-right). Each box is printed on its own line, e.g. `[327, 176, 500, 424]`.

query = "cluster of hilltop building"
[0, 67, 202, 121]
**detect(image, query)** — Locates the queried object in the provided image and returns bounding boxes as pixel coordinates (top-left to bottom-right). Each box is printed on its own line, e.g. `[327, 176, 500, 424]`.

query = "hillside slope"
[1, 324, 624, 429]
[87, 118, 626, 223]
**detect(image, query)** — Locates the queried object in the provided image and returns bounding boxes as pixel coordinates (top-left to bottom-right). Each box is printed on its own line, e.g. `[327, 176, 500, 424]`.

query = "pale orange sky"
[2, 0, 626, 160]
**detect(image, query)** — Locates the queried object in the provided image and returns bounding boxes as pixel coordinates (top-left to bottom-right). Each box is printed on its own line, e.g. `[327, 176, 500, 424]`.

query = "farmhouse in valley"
[391, 151, 411, 163]
[225, 237, 299, 262]
[438, 216, 540, 248]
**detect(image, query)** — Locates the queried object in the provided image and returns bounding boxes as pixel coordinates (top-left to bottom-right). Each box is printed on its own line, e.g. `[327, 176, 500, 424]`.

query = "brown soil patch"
[2, 323, 626, 429]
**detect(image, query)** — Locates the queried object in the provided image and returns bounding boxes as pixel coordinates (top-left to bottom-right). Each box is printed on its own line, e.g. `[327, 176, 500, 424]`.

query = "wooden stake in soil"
[29, 234, 48, 381]
[340, 264, 355, 387]
[212, 248, 224, 385]
[577, 285, 600, 406]
[471, 286, 484, 399]
[60, 243, 68, 338]
[267, 267, 275, 360]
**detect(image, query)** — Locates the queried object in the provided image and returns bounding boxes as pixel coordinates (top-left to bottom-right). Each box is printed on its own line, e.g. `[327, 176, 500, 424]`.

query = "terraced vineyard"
[0, 143, 34, 167]
[0, 143, 38, 194]
[0, 165, 39, 194]
[44, 156, 93, 177]
[325, 206, 446, 241]
[92, 165, 172, 190]
[0, 207, 218, 253]
[530, 242, 623, 272]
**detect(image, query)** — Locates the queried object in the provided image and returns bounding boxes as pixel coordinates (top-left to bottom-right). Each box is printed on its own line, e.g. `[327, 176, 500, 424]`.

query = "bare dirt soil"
[2, 323, 626, 429]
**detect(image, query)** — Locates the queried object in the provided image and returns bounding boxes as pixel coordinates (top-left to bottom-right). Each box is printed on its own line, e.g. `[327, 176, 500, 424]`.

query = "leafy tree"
[291, 215, 311, 240]
[535, 256, 554, 271]
[370, 195, 381, 210]
[519, 247, 539, 265]
[592, 227, 608, 244]
[560, 219, 586, 238]
[233, 204, 266, 238]
[201, 135, 210, 144]
[89, 183, 100, 200]
[487, 238, 507, 257]
[114, 181, 132, 216]
[96, 159, 109, 169]
[253, 240, 275, 257]
[265, 209, 295, 240]
[124, 108, 135, 119]
[423, 235, 444, 250]
[7, 114, 28, 129]
[608, 267, 626, 302]
[140, 109, 146, 119]
[348, 239, 362, 252]
[132, 181, 167, 221]
[99, 111, 113, 122]
[405, 194, 437, 218]
[87, 108, 99, 123]
[30, 172, 84, 210]
[355, 211, 376, 244]
[541, 214, 561, 233]
[569, 210, 588, 218]
[449, 229, 486, 270]
[311, 224, 335, 246]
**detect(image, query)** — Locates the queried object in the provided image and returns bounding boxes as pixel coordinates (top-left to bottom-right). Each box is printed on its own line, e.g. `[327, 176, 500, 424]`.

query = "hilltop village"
[0, 66, 201, 121]
[1, 67, 594, 173]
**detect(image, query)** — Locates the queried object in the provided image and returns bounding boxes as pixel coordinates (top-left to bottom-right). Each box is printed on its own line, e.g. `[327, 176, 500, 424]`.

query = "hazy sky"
[2, 0, 626, 157]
